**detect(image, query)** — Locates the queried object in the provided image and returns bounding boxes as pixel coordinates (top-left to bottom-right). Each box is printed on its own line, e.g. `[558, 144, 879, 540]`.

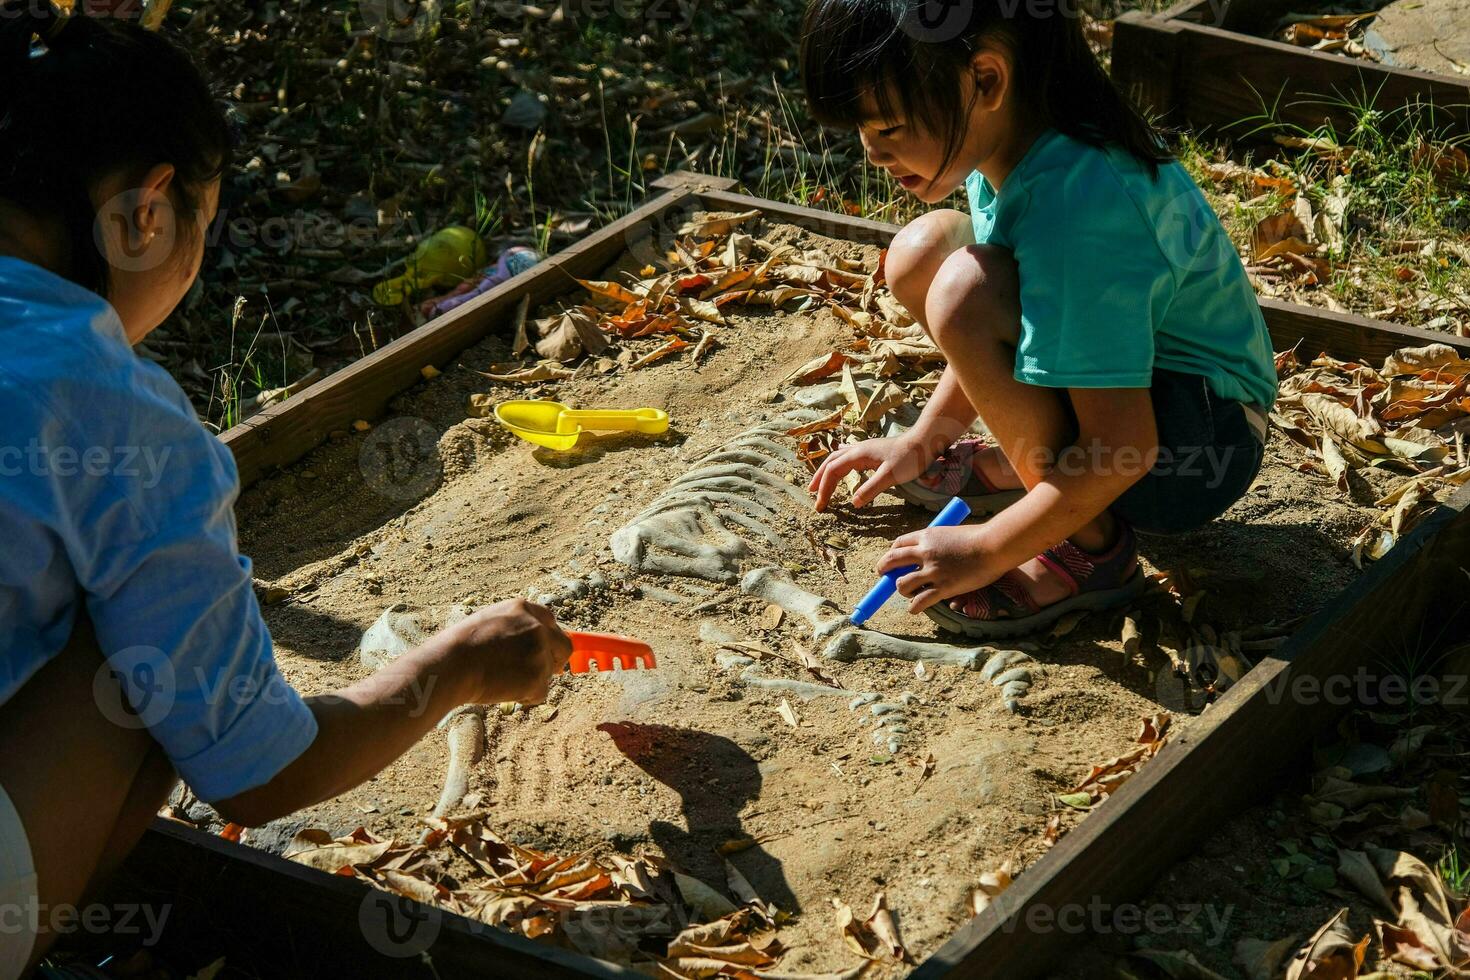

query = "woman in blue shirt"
[802, 0, 1276, 639]
[0, 7, 570, 974]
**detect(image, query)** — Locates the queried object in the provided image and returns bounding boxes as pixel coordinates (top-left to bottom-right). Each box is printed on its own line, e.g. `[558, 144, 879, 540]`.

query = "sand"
[219, 217, 1388, 973]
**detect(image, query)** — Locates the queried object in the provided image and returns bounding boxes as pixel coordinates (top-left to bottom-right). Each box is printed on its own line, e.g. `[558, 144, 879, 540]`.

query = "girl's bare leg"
[889, 226, 1120, 608]
[0, 617, 178, 971]
[886, 210, 1022, 491]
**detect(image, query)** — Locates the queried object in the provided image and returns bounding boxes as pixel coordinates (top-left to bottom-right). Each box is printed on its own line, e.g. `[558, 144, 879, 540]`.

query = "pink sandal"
[925, 520, 1148, 639]
[892, 438, 1026, 516]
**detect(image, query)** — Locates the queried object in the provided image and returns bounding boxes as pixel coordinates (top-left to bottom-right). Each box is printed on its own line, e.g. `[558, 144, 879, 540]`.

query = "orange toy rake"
[567, 631, 658, 673]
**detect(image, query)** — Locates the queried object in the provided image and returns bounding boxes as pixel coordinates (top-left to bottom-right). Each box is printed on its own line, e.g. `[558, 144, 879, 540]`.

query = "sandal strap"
[951, 571, 1038, 621]
[918, 439, 1004, 497]
[1037, 521, 1139, 597]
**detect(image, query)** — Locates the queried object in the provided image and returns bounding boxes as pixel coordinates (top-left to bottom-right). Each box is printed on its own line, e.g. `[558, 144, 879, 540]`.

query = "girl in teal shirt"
[802, 0, 1277, 638]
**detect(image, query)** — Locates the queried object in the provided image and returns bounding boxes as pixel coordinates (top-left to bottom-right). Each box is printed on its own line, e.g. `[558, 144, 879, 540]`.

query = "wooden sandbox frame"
[102, 172, 1470, 978]
[1112, 0, 1470, 139]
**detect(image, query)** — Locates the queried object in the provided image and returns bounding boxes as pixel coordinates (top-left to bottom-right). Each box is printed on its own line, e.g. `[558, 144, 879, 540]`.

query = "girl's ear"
[968, 48, 1009, 114]
[132, 163, 177, 246]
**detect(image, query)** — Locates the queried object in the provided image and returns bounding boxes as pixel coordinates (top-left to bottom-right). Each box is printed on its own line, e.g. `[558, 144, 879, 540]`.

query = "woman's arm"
[878, 387, 1158, 610]
[212, 599, 569, 827]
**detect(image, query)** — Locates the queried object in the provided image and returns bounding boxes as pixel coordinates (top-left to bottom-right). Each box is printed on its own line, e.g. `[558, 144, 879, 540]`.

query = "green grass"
[1439, 843, 1469, 898]
[1178, 92, 1470, 328]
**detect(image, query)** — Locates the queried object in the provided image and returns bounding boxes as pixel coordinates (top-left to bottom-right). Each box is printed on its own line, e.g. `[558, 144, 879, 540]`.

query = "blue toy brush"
[849, 496, 972, 626]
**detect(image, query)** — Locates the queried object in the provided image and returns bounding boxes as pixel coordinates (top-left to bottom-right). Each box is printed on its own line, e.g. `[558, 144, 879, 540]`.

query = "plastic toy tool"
[849, 496, 972, 626]
[373, 226, 489, 307]
[494, 400, 670, 451]
[566, 631, 657, 673]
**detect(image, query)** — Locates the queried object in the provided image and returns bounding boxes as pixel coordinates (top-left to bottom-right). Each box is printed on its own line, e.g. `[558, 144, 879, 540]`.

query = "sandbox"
[216, 202, 1395, 974]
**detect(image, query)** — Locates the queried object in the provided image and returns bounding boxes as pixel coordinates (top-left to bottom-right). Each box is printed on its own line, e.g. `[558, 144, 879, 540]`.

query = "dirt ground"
[222, 218, 1391, 973]
[1367, 0, 1470, 73]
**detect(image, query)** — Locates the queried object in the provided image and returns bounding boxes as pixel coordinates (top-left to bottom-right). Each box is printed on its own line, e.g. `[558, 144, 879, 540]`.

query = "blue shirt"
[0, 258, 317, 803]
[966, 129, 1278, 410]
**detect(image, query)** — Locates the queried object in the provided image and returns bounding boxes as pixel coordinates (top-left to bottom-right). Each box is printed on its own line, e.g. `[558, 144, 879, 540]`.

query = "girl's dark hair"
[800, 0, 1170, 180]
[0, 2, 233, 298]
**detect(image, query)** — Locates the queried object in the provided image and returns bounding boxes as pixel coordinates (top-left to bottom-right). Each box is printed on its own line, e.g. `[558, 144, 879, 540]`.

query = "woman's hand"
[876, 523, 1008, 614]
[809, 433, 935, 511]
[445, 599, 573, 706]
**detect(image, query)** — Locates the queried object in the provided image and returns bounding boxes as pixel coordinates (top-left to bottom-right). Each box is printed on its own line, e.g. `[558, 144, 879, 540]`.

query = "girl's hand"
[877, 524, 1008, 614]
[809, 433, 935, 511]
[447, 599, 573, 705]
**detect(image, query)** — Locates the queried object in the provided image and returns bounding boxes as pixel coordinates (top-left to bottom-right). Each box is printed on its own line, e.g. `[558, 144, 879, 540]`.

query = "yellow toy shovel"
[493, 400, 669, 451]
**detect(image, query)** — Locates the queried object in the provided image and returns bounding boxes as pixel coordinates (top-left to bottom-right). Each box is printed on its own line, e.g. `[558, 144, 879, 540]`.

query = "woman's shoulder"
[0, 261, 230, 508]
[0, 259, 195, 422]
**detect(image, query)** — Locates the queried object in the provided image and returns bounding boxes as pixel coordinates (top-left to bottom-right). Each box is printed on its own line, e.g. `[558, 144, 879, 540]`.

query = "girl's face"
[856, 46, 1022, 203]
[94, 166, 221, 344]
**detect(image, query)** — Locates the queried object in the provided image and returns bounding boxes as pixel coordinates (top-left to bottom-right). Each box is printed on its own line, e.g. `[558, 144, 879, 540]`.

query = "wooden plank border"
[102, 819, 638, 978]
[160, 173, 1470, 976]
[1112, 1, 1470, 139]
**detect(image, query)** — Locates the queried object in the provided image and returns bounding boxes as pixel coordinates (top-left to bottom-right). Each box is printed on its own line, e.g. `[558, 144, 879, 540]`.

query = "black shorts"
[1064, 369, 1267, 536]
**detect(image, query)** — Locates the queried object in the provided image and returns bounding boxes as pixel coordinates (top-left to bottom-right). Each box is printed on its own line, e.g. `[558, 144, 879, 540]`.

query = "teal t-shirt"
[965, 129, 1277, 409]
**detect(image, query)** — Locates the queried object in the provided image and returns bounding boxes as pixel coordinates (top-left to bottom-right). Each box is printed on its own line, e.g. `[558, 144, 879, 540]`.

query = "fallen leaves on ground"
[1273, 9, 1379, 60]
[1282, 908, 1369, 979]
[1272, 341, 1470, 563]
[1067, 713, 1172, 804]
[833, 892, 909, 963]
[285, 817, 788, 971]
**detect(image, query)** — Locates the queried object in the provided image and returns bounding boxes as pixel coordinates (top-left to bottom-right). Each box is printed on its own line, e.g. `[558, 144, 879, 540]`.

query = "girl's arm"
[810, 366, 980, 510]
[905, 366, 982, 458]
[213, 600, 569, 827]
[879, 387, 1158, 610]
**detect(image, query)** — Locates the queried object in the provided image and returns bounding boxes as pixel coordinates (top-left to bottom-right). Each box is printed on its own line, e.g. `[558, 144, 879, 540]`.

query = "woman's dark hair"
[0, 1, 233, 297]
[800, 0, 1170, 179]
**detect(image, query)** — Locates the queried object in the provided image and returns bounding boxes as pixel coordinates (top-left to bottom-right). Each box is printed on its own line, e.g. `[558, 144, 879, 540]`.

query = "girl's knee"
[925, 244, 1021, 347]
[887, 209, 972, 311]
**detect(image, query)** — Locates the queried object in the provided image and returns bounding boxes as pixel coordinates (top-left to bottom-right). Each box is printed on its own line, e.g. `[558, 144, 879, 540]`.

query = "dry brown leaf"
[783, 351, 852, 386]
[785, 408, 847, 438]
[1252, 211, 1313, 261]
[577, 278, 645, 306]
[680, 209, 762, 238]
[863, 892, 907, 962]
[632, 337, 690, 369]
[777, 698, 800, 728]
[1283, 907, 1369, 980]
[971, 862, 1014, 915]
[478, 362, 577, 384]
[534, 307, 610, 361]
